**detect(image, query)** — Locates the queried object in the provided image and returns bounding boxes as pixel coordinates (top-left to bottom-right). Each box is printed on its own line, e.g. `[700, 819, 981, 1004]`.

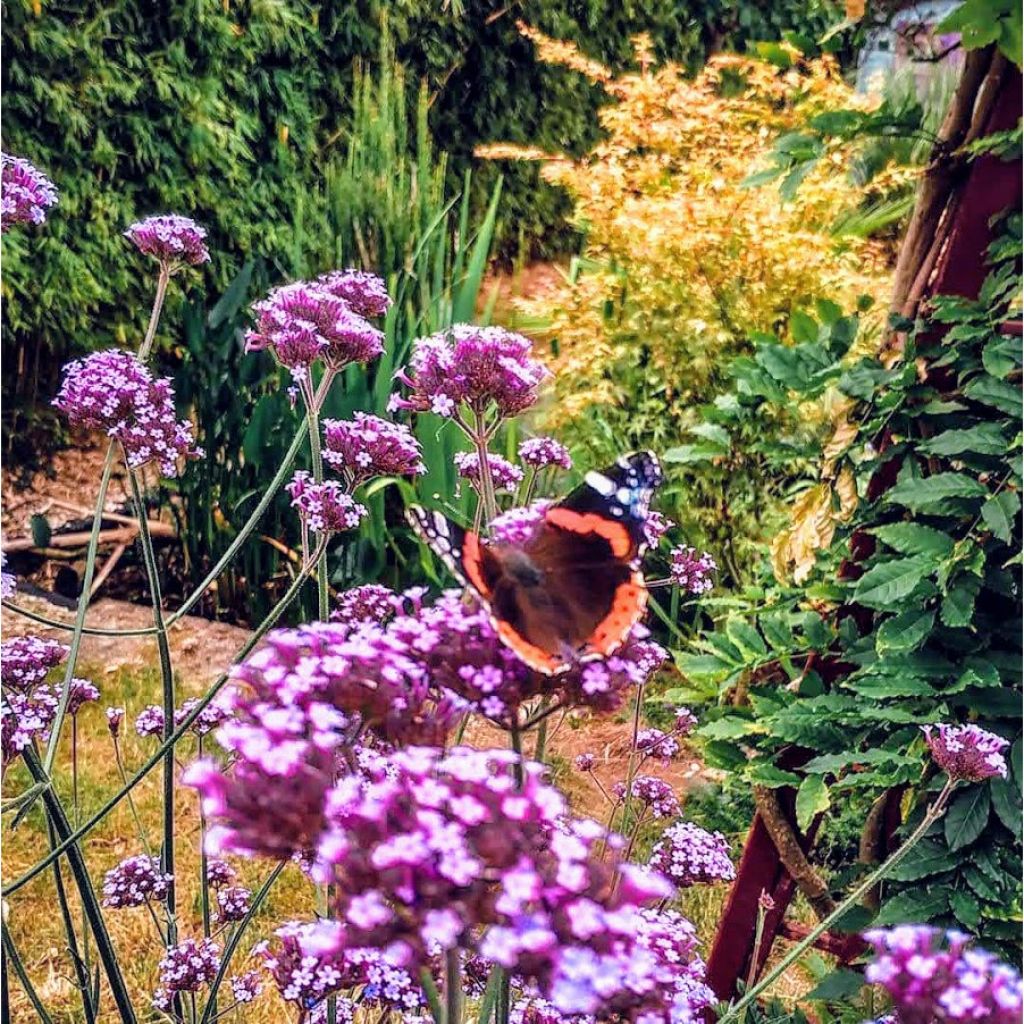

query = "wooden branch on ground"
[3, 521, 175, 554]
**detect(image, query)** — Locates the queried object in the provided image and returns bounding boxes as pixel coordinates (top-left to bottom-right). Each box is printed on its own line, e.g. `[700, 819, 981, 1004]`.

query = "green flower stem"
[2, 422, 307, 638]
[719, 778, 957, 1023]
[470, 409, 498, 526]
[23, 746, 137, 1023]
[619, 680, 646, 836]
[444, 947, 464, 1024]
[476, 968, 500, 1024]
[1, 924, 55, 1024]
[198, 733, 212, 943]
[303, 384, 330, 622]
[137, 264, 171, 362]
[421, 967, 445, 1024]
[112, 736, 156, 860]
[4, 561, 315, 899]
[198, 862, 287, 1024]
[42, 443, 117, 773]
[129, 468, 178, 942]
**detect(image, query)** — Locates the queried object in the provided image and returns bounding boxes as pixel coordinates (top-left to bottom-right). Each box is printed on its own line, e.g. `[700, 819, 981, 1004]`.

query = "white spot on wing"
[585, 471, 615, 496]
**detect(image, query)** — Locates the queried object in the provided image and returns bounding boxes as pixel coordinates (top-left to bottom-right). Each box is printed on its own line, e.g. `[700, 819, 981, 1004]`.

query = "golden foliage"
[482, 27, 890, 433]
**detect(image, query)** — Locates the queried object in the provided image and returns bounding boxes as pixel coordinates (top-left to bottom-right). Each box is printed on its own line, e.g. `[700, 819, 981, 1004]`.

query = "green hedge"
[1, 0, 835, 455]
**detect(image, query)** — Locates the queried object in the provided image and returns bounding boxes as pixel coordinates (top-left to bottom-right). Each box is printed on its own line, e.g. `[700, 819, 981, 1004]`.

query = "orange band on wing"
[544, 507, 633, 558]
[584, 572, 648, 656]
[494, 620, 567, 676]
[462, 531, 492, 598]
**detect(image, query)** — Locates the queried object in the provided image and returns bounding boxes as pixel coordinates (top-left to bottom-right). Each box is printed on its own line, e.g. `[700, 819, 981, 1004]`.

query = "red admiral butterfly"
[408, 451, 662, 675]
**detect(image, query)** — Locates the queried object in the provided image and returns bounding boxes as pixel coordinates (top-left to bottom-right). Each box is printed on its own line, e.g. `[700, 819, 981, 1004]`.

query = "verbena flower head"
[454, 451, 524, 492]
[392, 324, 548, 420]
[2, 684, 59, 765]
[1, 635, 68, 690]
[102, 854, 172, 908]
[331, 584, 397, 630]
[574, 753, 596, 772]
[183, 621, 460, 860]
[1, 153, 58, 232]
[648, 821, 735, 887]
[154, 938, 220, 1011]
[863, 926, 1022, 1024]
[177, 695, 231, 736]
[668, 547, 717, 594]
[519, 437, 572, 470]
[636, 728, 679, 761]
[511, 997, 587, 1023]
[260, 920, 350, 1007]
[612, 776, 679, 818]
[67, 678, 100, 716]
[317, 269, 392, 318]
[106, 706, 125, 737]
[205, 858, 236, 889]
[246, 281, 384, 376]
[643, 510, 674, 548]
[135, 704, 166, 738]
[490, 502, 551, 546]
[923, 724, 1009, 783]
[215, 885, 251, 922]
[287, 471, 367, 534]
[124, 215, 209, 270]
[1, 553, 16, 599]
[53, 350, 201, 476]
[229, 971, 262, 1005]
[322, 413, 424, 485]
[673, 707, 698, 736]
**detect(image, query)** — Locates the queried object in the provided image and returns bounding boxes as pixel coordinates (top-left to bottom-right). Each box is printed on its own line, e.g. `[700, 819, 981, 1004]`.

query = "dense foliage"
[680, 215, 1023, 967]
[489, 29, 891, 579]
[1, 0, 838, 455]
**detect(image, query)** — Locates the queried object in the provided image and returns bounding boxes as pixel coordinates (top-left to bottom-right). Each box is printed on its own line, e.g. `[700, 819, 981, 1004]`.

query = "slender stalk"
[421, 967, 444, 1024]
[72, 716, 93, 985]
[444, 948, 464, 1024]
[129, 469, 178, 943]
[470, 409, 498, 525]
[720, 779, 957, 1022]
[198, 734, 212, 941]
[619, 681, 646, 835]
[112, 736, 156, 860]
[1, 926, 55, 1024]
[745, 898, 768, 994]
[303, 387, 330, 622]
[23, 747, 138, 1023]
[137, 264, 171, 361]
[532, 698, 551, 763]
[0, 601, 157, 636]
[476, 967, 500, 1024]
[42, 444, 117, 772]
[5, 562, 315, 898]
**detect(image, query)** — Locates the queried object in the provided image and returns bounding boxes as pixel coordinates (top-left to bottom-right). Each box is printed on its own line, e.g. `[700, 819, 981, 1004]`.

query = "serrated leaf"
[697, 717, 766, 740]
[981, 489, 1021, 543]
[804, 968, 865, 1002]
[803, 748, 917, 774]
[725, 619, 767, 657]
[746, 762, 803, 788]
[964, 374, 1022, 416]
[944, 786, 991, 850]
[852, 675, 935, 698]
[888, 839, 958, 882]
[677, 654, 734, 683]
[662, 443, 728, 464]
[703, 741, 748, 771]
[876, 609, 935, 654]
[795, 775, 830, 830]
[950, 890, 982, 928]
[870, 523, 955, 557]
[991, 777, 1023, 837]
[964, 865, 1002, 901]
[759, 613, 795, 651]
[885, 473, 988, 512]
[687, 422, 731, 449]
[852, 555, 936, 608]
[940, 577, 982, 628]
[875, 889, 948, 926]
[917, 422, 1009, 456]
[982, 335, 1021, 377]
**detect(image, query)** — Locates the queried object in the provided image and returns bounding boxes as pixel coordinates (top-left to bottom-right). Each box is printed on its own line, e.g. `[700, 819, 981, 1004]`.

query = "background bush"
[1, 0, 838, 457]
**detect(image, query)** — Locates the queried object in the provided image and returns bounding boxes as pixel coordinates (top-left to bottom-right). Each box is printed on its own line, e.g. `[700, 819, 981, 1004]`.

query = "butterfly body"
[409, 451, 662, 675]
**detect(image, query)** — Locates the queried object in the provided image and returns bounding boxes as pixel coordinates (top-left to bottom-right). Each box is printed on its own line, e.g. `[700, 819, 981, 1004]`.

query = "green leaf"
[746, 762, 803, 788]
[803, 748, 917, 774]
[876, 610, 935, 655]
[852, 675, 935, 698]
[795, 775, 830, 830]
[875, 889, 948, 926]
[662, 443, 728, 464]
[852, 555, 936, 608]
[688, 423, 731, 449]
[725, 619, 767, 657]
[888, 839, 958, 882]
[940, 577, 982, 628]
[944, 786, 991, 850]
[950, 889, 982, 929]
[759, 613, 795, 651]
[981, 490, 1021, 543]
[676, 654, 734, 683]
[870, 523, 955, 558]
[703, 741, 748, 771]
[697, 717, 766, 740]
[983, 335, 1022, 377]
[29, 514, 52, 548]
[991, 777, 1023, 837]
[885, 473, 988, 512]
[804, 968, 865, 1002]
[964, 865, 1002, 901]
[917, 422, 1008, 456]
[964, 374, 1022, 416]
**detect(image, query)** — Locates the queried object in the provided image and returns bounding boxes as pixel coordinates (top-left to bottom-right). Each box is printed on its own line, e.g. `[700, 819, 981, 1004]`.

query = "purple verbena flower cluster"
[454, 451, 524, 491]
[287, 471, 367, 535]
[863, 926, 1022, 1024]
[648, 822, 735, 888]
[322, 413, 424, 486]
[668, 547, 717, 594]
[216, 885, 252, 922]
[1, 153, 58, 232]
[331, 584, 397, 630]
[106, 706, 125, 736]
[2, 683, 59, 765]
[636, 728, 679, 762]
[613, 776, 679, 819]
[317, 270, 392, 318]
[490, 502, 551, 546]
[229, 971, 262, 1005]
[135, 704, 166, 738]
[642, 510, 674, 548]
[573, 753, 596, 773]
[923, 724, 1009, 783]
[246, 280, 384, 377]
[124, 215, 209, 269]
[519, 437, 572, 470]
[1, 635, 68, 689]
[67, 678, 100, 716]
[391, 324, 548, 420]
[673, 707, 698, 736]
[53, 350, 201, 476]
[205, 858, 236, 889]
[102, 854, 172, 908]
[154, 938, 220, 1011]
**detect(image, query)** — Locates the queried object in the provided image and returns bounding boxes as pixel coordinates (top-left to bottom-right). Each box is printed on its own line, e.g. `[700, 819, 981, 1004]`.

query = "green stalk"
[420, 968, 444, 1024]
[720, 778, 957, 1022]
[112, 735, 156, 860]
[23, 746, 137, 1023]
[619, 681, 646, 836]
[137, 264, 171, 362]
[304, 386, 330, 621]
[5, 563, 314, 898]
[1, 601, 157, 637]
[42, 443, 117, 772]
[444, 948, 464, 1024]
[1, 925, 55, 1024]
[198, 733, 212, 941]
[129, 469, 178, 942]
[476, 968, 499, 1024]
[45, 817, 96, 1024]
[199, 863, 286, 1024]
[470, 409, 498, 526]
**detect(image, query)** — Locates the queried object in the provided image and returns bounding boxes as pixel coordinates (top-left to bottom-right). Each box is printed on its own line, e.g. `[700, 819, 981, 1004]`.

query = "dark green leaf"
[940, 577, 982, 628]
[795, 775, 830, 830]
[917, 422, 1008, 456]
[944, 786, 991, 850]
[746, 762, 803, 788]
[888, 839, 958, 882]
[852, 555, 936, 608]
[950, 889, 982, 928]
[964, 374, 1022, 416]
[876, 609, 935, 655]
[991, 777, 1023, 837]
[885, 473, 988, 512]
[875, 888, 948, 926]
[870, 523, 955, 557]
[804, 968, 864, 1002]
[981, 489, 1021, 543]
[29, 514, 52, 548]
